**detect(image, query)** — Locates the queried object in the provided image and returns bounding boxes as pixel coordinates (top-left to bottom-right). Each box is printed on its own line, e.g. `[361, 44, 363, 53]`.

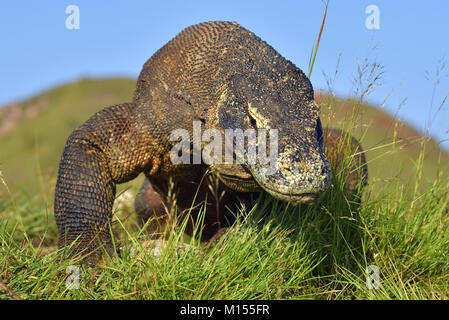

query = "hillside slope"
[0, 78, 447, 198]
[0, 78, 136, 197]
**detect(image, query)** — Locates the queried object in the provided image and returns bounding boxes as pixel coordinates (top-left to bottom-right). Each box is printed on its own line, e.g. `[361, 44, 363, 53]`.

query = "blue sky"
[1, 1, 448, 150]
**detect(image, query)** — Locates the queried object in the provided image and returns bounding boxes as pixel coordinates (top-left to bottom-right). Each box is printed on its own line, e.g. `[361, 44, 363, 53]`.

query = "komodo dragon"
[54, 21, 367, 259]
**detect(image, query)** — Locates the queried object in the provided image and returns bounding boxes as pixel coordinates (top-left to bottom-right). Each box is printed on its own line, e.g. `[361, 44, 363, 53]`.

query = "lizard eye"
[249, 115, 257, 127]
[316, 118, 323, 146]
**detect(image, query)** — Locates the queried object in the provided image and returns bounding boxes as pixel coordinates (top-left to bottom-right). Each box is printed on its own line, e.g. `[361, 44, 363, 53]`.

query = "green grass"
[1, 148, 448, 299]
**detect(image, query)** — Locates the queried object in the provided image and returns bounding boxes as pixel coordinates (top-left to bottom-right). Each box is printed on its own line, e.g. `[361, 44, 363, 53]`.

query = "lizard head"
[214, 73, 331, 204]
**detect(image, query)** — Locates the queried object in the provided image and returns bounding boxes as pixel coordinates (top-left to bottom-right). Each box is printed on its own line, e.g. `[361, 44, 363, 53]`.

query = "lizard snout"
[249, 146, 331, 204]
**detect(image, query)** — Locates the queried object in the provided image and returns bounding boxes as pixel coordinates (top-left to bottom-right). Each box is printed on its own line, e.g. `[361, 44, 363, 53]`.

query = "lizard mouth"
[262, 187, 322, 204]
[219, 171, 321, 204]
[216, 172, 262, 192]
[214, 165, 326, 204]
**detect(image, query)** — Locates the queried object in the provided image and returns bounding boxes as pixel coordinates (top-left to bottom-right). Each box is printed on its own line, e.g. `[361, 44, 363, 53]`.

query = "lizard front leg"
[54, 102, 159, 260]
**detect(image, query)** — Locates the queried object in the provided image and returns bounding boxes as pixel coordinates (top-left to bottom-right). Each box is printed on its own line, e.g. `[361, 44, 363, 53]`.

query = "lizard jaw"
[262, 187, 322, 205]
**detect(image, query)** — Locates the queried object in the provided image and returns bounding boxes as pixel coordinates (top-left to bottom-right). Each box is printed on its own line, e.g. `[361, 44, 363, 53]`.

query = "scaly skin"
[54, 21, 362, 259]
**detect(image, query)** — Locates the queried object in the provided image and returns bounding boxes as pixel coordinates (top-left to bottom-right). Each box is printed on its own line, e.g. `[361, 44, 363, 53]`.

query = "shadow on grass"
[244, 175, 370, 287]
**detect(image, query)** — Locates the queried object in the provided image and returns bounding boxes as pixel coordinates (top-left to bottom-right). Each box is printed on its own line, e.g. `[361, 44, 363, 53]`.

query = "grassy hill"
[1, 78, 448, 300]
